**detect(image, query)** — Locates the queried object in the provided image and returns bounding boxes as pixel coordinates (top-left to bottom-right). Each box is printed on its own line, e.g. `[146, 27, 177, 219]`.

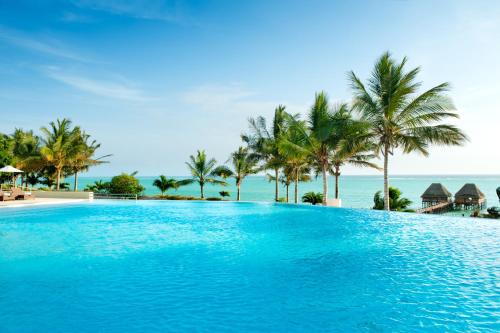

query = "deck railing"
[93, 193, 138, 200]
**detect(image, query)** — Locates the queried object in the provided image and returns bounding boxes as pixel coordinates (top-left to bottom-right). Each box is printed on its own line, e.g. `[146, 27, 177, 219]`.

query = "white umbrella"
[0, 165, 24, 188]
[0, 165, 24, 173]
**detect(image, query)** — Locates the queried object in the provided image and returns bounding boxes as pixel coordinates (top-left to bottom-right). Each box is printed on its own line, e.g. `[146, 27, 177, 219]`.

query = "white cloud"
[0, 27, 88, 62]
[43, 67, 151, 102]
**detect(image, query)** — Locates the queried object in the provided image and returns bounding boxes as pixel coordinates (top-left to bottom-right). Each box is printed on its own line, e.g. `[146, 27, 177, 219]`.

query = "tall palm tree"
[10, 129, 41, 186]
[183, 150, 227, 199]
[281, 95, 352, 205]
[349, 52, 468, 210]
[278, 118, 312, 203]
[213, 147, 259, 201]
[153, 175, 184, 196]
[69, 132, 110, 191]
[40, 119, 81, 190]
[242, 105, 290, 202]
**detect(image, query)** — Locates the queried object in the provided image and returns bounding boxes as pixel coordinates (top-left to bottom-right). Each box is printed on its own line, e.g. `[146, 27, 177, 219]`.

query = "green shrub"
[108, 172, 144, 195]
[373, 187, 414, 212]
[206, 197, 222, 201]
[219, 191, 230, 198]
[302, 192, 323, 205]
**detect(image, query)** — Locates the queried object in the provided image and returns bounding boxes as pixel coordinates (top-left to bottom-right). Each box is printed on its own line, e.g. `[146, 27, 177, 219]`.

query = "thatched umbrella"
[0, 165, 24, 188]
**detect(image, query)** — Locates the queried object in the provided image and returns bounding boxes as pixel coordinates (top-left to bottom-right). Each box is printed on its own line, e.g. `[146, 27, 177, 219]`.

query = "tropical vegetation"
[373, 187, 413, 212]
[1, 52, 468, 212]
[212, 147, 259, 201]
[182, 150, 227, 199]
[302, 192, 323, 205]
[153, 175, 186, 196]
[349, 52, 467, 210]
[0, 118, 108, 191]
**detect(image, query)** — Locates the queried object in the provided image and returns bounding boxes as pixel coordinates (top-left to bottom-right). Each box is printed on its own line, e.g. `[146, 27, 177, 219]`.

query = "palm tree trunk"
[334, 166, 340, 199]
[274, 168, 279, 202]
[73, 172, 79, 192]
[294, 172, 299, 204]
[285, 184, 289, 203]
[200, 183, 204, 199]
[321, 162, 328, 205]
[383, 143, 390, 211]
[56, 168, 61, 191]
[237, 182, 241, 201]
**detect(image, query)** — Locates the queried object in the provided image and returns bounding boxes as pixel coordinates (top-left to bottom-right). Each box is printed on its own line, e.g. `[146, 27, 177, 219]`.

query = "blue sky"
[1, 0, 499, 176]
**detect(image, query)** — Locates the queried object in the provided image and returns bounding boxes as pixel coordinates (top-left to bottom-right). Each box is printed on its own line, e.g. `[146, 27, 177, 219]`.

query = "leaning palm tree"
[153, 175, 184, 196]
[183, 150, 227, 199]
[213, 147, 259, 201]
[40, 119, 81, 190]
[69, 132, 110, 191]
[349, 52, 468, 210]
[242, 105, 291, 202]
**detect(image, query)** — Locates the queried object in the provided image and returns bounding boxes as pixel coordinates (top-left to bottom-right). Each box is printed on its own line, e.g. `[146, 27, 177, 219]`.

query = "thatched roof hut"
[421, 183, 452, 207]
[454, 183, 486, 207]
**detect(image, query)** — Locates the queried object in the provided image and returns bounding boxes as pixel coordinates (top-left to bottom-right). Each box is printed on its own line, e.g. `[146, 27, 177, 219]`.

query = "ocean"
[71, 175, 500, 210]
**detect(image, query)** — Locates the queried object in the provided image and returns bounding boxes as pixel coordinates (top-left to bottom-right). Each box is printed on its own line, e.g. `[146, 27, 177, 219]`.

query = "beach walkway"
[416, 201, 454, 214]
[0, 198, 88, 208]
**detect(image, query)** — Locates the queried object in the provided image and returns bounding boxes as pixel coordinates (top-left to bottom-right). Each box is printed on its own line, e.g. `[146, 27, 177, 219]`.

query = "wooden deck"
[416, 201, 454, 214]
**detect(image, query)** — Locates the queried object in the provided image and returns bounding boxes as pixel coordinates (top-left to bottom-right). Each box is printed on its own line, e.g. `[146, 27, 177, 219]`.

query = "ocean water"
[72, 175, 500, 209]
[0, 201, 498, 332]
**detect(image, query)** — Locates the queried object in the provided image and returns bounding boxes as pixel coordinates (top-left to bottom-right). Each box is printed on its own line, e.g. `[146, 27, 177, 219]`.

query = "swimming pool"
[0, 201, 498, 332]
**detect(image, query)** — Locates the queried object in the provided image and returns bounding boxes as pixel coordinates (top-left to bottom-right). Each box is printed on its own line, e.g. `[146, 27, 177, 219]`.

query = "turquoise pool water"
[0, 201, 498, 332]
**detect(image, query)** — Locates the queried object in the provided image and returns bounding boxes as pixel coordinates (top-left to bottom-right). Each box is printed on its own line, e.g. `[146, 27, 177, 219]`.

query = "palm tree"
[84, 180, 109, 193]
[10, 129, 41, 186]
[219, 190, 230, 199]
[328, 116, 380, 199]
[213, 147, 259, 201]
[373, 187, 413, 212]
[278, 118, 312, 203]
[243, 105, 290, 202]
[330, 141, 379, 200]
[183, 150, 227, 199]
[302, 192, 323, 205]
[69, 132, 110, 191]
[281, 95, 352, 205]
[40, 119, 81, 190]
[349, 52, 468, 210]
[25, 172, 41, 189]
[265, 170, 291, 202]
[153, 175, 183, 196]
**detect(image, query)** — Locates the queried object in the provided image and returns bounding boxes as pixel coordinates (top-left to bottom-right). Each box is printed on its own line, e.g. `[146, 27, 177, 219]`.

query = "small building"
[454, 183, 486, 210]
[421, 183, 452, 208]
